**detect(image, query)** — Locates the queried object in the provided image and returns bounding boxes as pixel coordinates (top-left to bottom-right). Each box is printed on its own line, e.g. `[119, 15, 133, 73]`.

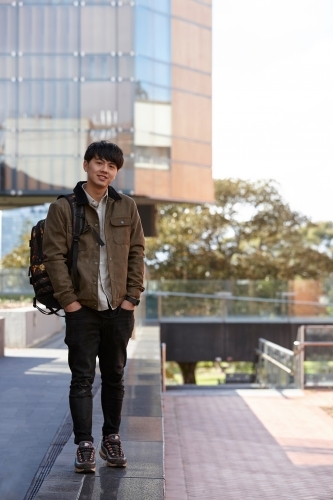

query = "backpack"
[29, 194, 85, 316]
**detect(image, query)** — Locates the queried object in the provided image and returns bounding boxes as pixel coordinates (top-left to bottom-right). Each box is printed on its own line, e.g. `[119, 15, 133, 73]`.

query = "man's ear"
[83, 160, 88, 172]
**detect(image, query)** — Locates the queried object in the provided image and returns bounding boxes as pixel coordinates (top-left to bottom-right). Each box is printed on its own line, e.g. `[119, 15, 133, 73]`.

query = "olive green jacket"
[43, 181, 145, 310]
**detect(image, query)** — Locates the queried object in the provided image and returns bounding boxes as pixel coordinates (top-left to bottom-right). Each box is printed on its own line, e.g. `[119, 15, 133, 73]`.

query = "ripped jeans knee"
[69, 380, 93, 398]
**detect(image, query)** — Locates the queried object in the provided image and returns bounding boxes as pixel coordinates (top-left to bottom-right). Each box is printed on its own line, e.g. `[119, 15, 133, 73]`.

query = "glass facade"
[0, 0, 213, 203]
[0, 0, 137, 195]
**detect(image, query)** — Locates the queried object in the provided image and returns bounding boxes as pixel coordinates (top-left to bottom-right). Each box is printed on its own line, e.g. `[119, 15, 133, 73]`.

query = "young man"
[43, 141, 145, 473]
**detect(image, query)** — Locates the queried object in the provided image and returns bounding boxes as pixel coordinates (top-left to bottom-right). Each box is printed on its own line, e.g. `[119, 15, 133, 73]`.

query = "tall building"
[0, 0, 213, 235]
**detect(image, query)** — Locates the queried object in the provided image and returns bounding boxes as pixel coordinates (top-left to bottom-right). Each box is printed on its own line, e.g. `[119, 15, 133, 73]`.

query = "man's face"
[83, 156, 118, 190]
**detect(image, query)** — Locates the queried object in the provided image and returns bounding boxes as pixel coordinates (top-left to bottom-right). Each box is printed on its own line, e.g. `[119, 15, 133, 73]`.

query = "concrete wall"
[0, 318, 4, 356]
[0, 307, 64, 348]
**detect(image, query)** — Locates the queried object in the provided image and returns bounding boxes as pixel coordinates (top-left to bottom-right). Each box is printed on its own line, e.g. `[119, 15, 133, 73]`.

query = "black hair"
[84, 141, 124, 170]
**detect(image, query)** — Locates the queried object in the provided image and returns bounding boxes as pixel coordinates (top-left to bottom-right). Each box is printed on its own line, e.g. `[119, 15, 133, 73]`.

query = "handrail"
[259, 338, 294, 355]
[255, 348, 293, 374]
[145, 290, 332, 308]
[294, 341, 333, 353]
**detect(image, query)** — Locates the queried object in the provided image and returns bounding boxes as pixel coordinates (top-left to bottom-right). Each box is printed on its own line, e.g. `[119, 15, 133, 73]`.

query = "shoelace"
[104, 439, 123, 458]
[78, 447, 94, 462]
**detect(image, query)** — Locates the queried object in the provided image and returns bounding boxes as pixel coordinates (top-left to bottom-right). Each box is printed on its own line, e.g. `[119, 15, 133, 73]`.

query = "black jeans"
[64, 305, 134, 444]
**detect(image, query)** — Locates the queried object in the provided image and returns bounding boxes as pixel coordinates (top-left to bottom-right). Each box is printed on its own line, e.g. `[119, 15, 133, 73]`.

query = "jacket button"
[95, 223, 98, 227]
[120, 221, 124, 224]
[109, 257, 112, 260]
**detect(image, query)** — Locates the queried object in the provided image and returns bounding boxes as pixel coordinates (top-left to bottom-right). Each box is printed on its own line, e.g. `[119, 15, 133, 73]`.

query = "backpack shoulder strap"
[57, 194, 85, 290]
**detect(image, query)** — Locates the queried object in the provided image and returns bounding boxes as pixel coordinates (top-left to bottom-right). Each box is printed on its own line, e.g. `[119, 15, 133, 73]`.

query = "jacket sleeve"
[42, 200, 78, 309]
[127, 200, 145, 299]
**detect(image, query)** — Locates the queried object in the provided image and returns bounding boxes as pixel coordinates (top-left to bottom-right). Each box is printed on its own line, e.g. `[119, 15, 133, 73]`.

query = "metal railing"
[294, 325, 333, 389]
[257, 326, 333, 389]
[145, 289, 333, 321]
[256, 339, 294, 388]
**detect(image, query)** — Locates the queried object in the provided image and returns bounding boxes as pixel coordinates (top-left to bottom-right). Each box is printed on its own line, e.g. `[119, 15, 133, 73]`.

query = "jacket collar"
[73, 181, 122, 205]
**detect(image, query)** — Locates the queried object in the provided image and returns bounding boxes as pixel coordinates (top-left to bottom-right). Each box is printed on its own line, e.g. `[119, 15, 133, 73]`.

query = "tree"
[146, 179, 333, 281]
[1, 229, 30, 268]
[146, 179, 333, 383]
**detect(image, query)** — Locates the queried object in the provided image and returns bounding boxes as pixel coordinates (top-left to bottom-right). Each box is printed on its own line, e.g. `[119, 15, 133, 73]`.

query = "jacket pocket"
[111, 216, 131, 245]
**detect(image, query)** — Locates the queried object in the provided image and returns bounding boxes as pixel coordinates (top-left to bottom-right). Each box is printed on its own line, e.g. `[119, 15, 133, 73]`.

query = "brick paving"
[163, 389, 333, 500]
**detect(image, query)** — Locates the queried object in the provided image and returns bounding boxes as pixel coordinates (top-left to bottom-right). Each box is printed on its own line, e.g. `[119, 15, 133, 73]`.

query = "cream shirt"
[83, 184, 113, 310]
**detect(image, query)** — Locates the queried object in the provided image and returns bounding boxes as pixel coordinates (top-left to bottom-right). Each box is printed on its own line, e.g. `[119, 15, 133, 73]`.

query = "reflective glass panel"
[117, 5, 134, 53]
[81, 55, 116, 80]
[0, 6, 16, 52]
[136, 56, 170, 87]
[135, 7, 170, 62]
[118, 82, 134, 128]
[16, 156, 82, 191]
[81, 7, 116, 54]
[19, 55, 79, 79]
[0, 152, 16, 191]
[81, 81, 116, 124]
[135, 81, 170, 102]
[0, 82, 17, 123]
[19, 0, 75, 4]
[17, 130, 81, 156]
[18, 81, 79, 119]
[136, 0, 170, 15]
[118, 56, 135, 80]
[0, 56, 15, 79]
[19, 7, 79, 53]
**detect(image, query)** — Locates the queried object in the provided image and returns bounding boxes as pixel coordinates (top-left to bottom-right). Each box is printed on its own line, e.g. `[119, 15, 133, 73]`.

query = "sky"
[212, 0, 333, 221]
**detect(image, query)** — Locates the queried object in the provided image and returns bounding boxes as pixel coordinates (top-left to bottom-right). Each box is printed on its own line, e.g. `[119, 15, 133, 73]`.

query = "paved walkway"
[164, 388, 333, 500]
[34, 326, 164, 500]
[0, 328, 141, 500]
[0, 330, 70, 500]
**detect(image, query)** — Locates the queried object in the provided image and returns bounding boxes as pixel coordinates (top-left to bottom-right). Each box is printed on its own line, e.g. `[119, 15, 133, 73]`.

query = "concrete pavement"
[0, 329, 70, 500]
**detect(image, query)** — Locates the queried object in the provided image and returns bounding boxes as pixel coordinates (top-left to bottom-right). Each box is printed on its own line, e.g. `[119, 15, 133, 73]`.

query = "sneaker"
[74, 441, 96, 473]
[99, 434, 127, 467]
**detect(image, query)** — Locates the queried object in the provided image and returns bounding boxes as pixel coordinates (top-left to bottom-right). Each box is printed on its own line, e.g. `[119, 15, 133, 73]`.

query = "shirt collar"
[82, 183, 108, 208]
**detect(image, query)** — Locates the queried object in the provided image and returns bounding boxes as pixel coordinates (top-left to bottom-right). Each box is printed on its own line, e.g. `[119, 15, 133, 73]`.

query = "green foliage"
[146, 179, 333, 280]
[1, 222, 31, 268]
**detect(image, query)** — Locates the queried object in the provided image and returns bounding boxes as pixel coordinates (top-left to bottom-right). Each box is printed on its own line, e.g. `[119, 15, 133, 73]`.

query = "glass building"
[0, 0, 213, 235]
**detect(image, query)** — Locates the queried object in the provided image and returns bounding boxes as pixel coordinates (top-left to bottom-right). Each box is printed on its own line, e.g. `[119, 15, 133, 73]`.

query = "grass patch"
[165, 361, 255, 386]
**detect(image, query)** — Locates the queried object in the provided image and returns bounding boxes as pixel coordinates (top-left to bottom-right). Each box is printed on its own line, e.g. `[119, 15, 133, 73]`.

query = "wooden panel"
[135, 168, 171, 199]
[134, 162, 214, 203]
[172, 0, 211, 28]
[172, 90, 212, 142]
[172, 18, 212, 73]
[170, 162, 214, 202]
[172, 138, 212, 166]
[172, 66, 211, 96]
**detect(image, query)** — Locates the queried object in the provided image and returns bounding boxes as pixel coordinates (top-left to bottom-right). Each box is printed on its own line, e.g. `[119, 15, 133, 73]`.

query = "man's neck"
[84, 182, 108, 203]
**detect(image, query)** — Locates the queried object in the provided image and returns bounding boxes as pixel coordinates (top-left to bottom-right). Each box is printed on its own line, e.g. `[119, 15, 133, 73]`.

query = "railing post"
[157, 294, 162, 321]
[300, 326, 305, 390]
[161, 342, 166, 392]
